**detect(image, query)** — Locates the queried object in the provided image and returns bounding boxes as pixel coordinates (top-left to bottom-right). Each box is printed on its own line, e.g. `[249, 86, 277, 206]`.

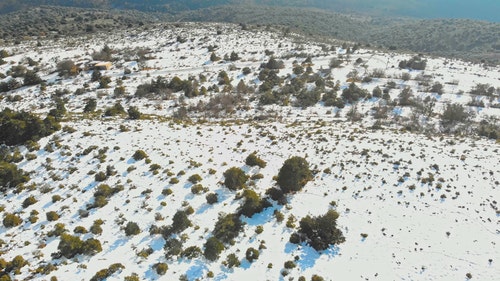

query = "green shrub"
[225, 253, 241, 268]
[477, 122, 500, 140]
[274, 210, 285, 222]
[47, 223, 67, 237]
[124, 222, 140, 236]
[132, 150, 148, 161]
[94, 184, 113, 197]
[90, 184, 123, 209]
[223, 167, 248, 191]
[89, 263, 124, 281]
[149, 163, 161, 171]
[203, 237, 225, 261]
[245, 153, 267, 168]
[295, 89, 321, 108]
[255, 225, 264, 234]
[191, 184, 204, 194]
[3, 213, 22, 227]
[372, 86, 382, 98]
[104, 102, 125, 116]
[56, 60, 77, 77]
[91, 196, 108, 208]
[2, 255, 27, 275]
[168, 210, 191, 234]
[311, 275, 325, 281]
[0, 161, 30, 190]
[137, 247, 153, 259]
[251, 173, 264, 180]
[287, 215, 297, 228]
[51, 195, 62, 203]
[154, 262, 168, 275]
[441, 103, 471, 127]
[124, 273, 140, 281]
[267, 187, 286, 204]
[90, 220, 103, 235]
[291, 210, 345, 251]
[98, 76, 112, 89]
[0, 108, 60, 146]
[205, 193, 218, 204]
[164, 238, 183, 259]
[28, 210, 39, 223]
[22, 195, 37, 208]
[94, 171, 107, 182]
[277, 156, 312, 193]
[185, 206, 195, 215]
[242, 67, 251, 75]
[341, 82, 368, 104]
[213, 213, 243, 244]
[238, 189, 271, 217]
[46, 211, 59, 221]
[162, 188, 173, 196]
[74, 226, 88, 234]
[245, 247, 259, 262]
[82, 238, 102, 256]
[83, 98, 97, 113]
[284, 260, 296, 269]
[188, 174, 202, 184]
[399, 55, 426, 70]
[181, 246, 202, 259]
[58, 233, 102, 258]
[127, 106, 141, 120]
[48, 98, 67, 120]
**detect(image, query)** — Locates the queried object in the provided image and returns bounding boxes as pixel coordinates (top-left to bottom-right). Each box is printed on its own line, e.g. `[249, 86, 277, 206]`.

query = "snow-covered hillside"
[1, 23, 499, 121]
[0, 22, 499, 281]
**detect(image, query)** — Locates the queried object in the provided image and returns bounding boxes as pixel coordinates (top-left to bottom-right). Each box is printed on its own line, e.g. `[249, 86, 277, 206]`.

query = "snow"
[0, 22, 499, 281]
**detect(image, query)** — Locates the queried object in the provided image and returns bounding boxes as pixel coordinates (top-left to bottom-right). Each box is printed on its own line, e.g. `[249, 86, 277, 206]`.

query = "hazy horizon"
[262, 0, 500, 22]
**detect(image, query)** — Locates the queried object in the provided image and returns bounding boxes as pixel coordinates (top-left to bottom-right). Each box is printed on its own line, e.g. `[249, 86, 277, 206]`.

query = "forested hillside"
[1, 0, 498, 22]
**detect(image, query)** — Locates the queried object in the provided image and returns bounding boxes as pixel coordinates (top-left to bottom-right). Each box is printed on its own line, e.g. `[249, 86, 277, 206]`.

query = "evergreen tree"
[223, 167, 248, 191]
[127, 106, 141, 120]
[0, 161, 29, 190]
[277, 156, 312, 193]
[203, 237, 224, 261]
[124, 222, 140, 236]
[0, 108, 60, 145]
[210, 52, 220, 62]
[291, 210, 345, 251]
[91, 69, 102, 82]
[398, 87, 414, 106]
[84, 98, 97, 113]
[23, 70, 42, 86]
[229, 51, 239, 61]
[238, 189, 271, 217]
[213, 213, 243, 244]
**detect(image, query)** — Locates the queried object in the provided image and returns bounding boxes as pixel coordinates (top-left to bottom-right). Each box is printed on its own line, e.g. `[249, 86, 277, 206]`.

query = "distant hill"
[0, 6, 170, 40]
[177, 5, 500, 64]
[0, 3, 498, 64]
[1, 0, 499, 22]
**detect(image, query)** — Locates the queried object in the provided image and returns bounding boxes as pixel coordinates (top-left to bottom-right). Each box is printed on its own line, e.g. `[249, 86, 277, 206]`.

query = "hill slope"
[0, 22, 499, 281]
[1, 5, 498, 65]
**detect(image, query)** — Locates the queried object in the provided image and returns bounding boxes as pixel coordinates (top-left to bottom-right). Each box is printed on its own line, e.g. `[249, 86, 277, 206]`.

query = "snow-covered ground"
[1, 119, 498, 281]
[0, 22, 499, 281]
